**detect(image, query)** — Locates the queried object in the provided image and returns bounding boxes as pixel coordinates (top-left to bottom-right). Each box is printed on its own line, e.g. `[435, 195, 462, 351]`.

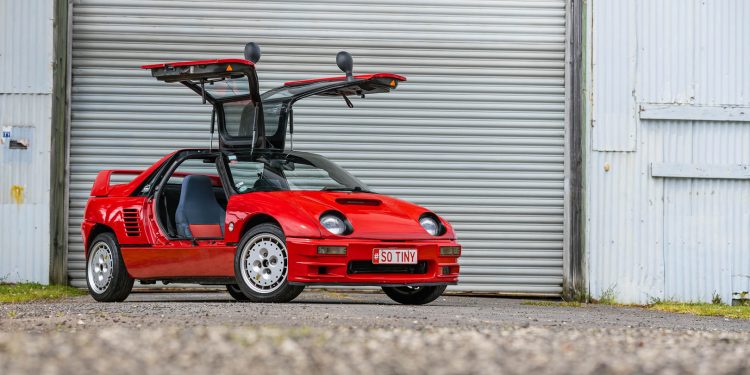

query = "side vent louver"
[123, 208, 140, 237]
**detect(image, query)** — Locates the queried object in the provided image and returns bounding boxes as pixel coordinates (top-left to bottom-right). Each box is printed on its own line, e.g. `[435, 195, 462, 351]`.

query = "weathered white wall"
[585, 0, 750, 303]
[0, 0, 55, 283]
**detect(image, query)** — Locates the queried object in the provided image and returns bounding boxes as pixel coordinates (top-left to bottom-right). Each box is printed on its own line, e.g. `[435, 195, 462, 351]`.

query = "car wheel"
[225, 284, 250, 301]
[382, 285, 447, 305]
[234, 223, 305, 303]
[86, 232, 134, 302]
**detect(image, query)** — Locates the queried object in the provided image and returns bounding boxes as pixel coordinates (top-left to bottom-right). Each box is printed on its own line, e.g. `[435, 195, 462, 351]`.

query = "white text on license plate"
[372, 249, 418, 264]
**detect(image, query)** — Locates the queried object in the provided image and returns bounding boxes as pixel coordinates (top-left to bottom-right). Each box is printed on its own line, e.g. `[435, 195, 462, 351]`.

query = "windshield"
[225, 151, 370, 193]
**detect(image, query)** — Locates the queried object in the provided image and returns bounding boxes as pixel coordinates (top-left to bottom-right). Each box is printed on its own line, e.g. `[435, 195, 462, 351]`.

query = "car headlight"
[320, 213, 348, 235]
[419, 216, 440, 236]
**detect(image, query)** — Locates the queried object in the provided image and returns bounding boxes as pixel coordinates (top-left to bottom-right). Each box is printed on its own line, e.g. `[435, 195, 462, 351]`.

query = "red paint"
[91, 170, 142, 197]
[335, 197, 382, 206]
[189, 224, 223, 238]
[286, 237, 459, 284]
[141, 58, 254, 70]
[82, 153, 460, 284]
[90, 152, 175, 198]
[283, 73, 407, 87]
[121, 244, 235, 279]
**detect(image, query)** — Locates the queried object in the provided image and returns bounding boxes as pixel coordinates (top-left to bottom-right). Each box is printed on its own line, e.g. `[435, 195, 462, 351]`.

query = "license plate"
[372, 249, 417, 264]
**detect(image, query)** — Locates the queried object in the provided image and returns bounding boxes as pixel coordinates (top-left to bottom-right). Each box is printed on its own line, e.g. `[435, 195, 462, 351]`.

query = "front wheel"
[225, 284, 249, 301]
[86, 232, 134, 302]
[382, 285, 447, 305]
[233, 223, 305, 303]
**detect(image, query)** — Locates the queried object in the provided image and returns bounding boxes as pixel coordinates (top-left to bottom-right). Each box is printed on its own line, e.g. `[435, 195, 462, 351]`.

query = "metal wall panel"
[0, 94, 53, 283]
[586, 0, 750, 303]
[0, 0, 54, 284]
[68, 0, 568, 293]
[590, 0, 637, 151]
[0, 0, 54, 94]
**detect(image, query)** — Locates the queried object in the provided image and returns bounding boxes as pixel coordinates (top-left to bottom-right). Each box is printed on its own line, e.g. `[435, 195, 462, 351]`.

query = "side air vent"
[123, 208, 140, 237]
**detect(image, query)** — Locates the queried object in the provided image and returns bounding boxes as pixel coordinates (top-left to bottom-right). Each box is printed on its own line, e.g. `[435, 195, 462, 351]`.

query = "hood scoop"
[335, 198, 382, 206]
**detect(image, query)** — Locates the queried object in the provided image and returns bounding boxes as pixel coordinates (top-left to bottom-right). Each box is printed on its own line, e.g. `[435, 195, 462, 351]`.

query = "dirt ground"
[1, 290, 749, 374]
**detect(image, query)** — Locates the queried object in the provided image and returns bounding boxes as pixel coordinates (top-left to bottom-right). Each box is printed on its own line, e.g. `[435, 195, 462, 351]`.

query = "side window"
[168, 158, 222, 187]
[284, 163, 337, 190]
[223, 100, 256, 138]
[227, 160, 290, 193]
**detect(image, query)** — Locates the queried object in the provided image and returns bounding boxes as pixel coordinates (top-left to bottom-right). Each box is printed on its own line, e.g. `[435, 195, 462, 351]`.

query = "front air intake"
[347, 261, 428, 274]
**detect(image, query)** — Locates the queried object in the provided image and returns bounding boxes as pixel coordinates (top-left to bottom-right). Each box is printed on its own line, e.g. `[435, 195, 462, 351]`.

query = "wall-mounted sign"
[1, 126, 10, 145]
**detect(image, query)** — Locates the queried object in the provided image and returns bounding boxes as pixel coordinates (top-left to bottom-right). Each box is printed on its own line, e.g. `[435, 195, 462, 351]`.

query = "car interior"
[156, 157, 228, 239]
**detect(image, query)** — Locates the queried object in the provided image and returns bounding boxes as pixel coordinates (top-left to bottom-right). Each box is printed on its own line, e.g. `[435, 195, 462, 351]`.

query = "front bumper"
[286, 237, 460, 286]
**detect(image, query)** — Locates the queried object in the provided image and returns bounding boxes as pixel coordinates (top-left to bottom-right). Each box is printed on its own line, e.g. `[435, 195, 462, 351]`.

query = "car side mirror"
[336, 51, 354, 80]
[244, 42, 261, 64]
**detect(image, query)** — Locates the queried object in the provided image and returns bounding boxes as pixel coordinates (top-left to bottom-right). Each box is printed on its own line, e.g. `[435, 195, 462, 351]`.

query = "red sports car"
[82, 44, 461, 304]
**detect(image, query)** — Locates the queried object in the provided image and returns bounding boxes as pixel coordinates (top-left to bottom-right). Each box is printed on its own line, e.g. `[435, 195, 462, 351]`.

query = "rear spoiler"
[91, 170, 143, 197]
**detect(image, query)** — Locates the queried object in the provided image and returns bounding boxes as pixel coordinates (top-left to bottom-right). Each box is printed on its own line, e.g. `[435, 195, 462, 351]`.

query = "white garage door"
[68, 0, 567, 294]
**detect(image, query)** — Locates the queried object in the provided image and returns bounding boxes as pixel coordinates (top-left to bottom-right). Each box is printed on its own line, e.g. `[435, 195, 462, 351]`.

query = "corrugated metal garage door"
[68, 0, 567, 294]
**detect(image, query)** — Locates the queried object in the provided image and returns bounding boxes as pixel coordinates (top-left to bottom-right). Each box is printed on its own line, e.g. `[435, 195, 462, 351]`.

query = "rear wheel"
[234, 223, 305, 303]
[226, 284, 249, 301]
[86, 232, 134, 302]
[382, 285, 447, 305]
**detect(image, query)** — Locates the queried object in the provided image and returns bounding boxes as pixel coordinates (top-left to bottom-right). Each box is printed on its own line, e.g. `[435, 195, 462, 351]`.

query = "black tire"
[382, 285, 447, 305]
[226, 284, 250, 301]
[233, 223, 305, 303]
[86, 232, 134, 302]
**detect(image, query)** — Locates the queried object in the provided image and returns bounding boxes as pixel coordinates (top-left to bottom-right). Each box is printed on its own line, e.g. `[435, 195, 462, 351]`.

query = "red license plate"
[372, 249, 418, 264]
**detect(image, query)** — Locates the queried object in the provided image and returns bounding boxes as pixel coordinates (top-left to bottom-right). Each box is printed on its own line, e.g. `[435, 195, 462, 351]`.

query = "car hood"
[265, 191, 454, 241]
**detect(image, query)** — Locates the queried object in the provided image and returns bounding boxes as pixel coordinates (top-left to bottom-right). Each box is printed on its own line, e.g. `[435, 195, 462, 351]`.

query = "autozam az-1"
[82, 43, 461, 304]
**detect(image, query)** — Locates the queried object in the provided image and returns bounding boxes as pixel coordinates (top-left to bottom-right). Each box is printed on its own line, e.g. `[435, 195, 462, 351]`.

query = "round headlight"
[419, 216, 440, 236]
[320, 214, 347, 235]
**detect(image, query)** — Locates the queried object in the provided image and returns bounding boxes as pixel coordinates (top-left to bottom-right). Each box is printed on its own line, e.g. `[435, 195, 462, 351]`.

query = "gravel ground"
[1, 290, 749, 375]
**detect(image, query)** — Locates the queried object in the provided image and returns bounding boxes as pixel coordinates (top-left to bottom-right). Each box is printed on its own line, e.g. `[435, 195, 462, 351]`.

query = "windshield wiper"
[322, 186, 372, 193]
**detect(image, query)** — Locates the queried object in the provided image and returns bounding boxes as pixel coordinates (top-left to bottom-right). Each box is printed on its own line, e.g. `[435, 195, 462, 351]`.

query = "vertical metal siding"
[590, 0, 637, 151]
[0, 0, 54, 94]
[68, 0, 568, 293]
[586, 0, 750, 303]
[0, 0, 54, 284]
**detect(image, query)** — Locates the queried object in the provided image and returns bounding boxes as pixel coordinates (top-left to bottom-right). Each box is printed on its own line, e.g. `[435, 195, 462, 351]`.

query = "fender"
[224, 193, 323, 242]
[82, 196, 150, 253]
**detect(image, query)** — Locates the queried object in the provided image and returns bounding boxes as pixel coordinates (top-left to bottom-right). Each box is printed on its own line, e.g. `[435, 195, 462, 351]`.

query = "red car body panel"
[140, 58, 254, 70]
[82, 150, 460, 284]
[283, 73, 406, 87]
[286, 237, 459, 284]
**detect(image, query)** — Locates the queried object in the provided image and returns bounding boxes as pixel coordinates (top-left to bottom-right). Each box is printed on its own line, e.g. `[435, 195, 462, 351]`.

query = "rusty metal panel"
[0, 0, 54, 94]
[586, 0, 750, 303]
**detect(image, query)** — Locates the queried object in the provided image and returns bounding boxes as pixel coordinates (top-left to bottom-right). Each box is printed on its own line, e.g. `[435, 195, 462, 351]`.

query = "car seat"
[175, 175, 225, 238]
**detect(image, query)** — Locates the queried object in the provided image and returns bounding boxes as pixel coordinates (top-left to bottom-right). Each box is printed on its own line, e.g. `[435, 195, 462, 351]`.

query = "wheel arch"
[85, 223, 116, 258]
[239, 213, 283, 239]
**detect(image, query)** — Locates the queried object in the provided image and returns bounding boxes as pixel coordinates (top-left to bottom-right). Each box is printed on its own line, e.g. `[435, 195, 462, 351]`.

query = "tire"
[382, 285, 447, 305]
[226, 284, 250, 301]
[233, 223, 305, 303]
[86, 232, 134, 302]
